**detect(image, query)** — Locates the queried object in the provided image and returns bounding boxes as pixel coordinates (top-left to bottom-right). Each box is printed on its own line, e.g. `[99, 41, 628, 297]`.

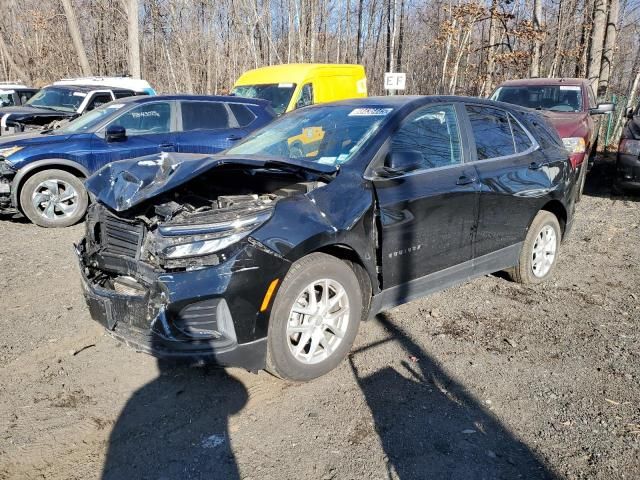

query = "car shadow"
[101, 353, 247, 480]
[349, 312, 559, 479]
[584, 153, 640, 202]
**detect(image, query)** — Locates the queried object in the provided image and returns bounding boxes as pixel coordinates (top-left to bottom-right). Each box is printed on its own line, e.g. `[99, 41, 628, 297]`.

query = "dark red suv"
[491, 78, 614, 199]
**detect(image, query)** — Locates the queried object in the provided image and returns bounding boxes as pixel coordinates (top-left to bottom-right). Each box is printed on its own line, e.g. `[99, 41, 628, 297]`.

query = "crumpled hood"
[540, 111, 589, 139]
[86, 151, 338, 212]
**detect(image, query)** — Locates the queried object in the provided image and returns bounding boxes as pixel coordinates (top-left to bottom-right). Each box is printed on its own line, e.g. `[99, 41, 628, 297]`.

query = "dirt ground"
[0, 155, 638, 480]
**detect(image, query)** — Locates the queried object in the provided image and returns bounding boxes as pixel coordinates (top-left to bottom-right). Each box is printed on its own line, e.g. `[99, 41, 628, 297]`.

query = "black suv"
[77, 96, 576, 381]
[616, 101, 640, 191]
[0, 84, 145, 135]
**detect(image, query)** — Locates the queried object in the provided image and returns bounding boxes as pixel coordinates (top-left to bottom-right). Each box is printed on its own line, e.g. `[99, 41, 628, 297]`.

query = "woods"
[0, 0, 638, 141]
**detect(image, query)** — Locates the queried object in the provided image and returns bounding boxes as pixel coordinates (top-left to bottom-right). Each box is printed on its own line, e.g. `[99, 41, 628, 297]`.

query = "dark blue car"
[0, 95, 275, 227]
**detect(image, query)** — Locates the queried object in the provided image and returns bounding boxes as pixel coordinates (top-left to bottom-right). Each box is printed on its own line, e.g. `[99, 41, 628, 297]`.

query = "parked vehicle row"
[76, 96, 576, 380]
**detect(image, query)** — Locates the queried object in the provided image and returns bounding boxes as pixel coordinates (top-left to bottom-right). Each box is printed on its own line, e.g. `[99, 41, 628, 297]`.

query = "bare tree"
[126, 0, 141, 78]
[587, 0, 609, 94]
[61, 0, 92, 76]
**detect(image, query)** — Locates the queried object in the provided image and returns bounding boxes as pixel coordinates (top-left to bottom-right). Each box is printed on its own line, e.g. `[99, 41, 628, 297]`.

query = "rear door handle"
[456, 175, 476, 186]
[529, 161, 543, 170]
[226, 135, 243, 141]
[159, 143, 175, 149]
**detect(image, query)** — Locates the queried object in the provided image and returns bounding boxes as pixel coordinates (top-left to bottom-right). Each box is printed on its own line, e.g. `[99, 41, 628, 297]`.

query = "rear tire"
[509, 211, 561, 285]
[19, 169, 88, 228]
[266, 253, 362, 381]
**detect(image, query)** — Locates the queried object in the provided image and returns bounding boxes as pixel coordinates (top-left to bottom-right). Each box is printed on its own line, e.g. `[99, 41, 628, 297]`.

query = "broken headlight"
[154, 208, 273, 260]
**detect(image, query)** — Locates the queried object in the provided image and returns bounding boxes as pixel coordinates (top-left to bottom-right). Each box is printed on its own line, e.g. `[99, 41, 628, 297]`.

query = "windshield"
[492, 85, 583, 112]
[227, 105, 392, 167]
[26, 87, 85, 112]
[232, 84, 296, 115]
[59, 103, 126, 133]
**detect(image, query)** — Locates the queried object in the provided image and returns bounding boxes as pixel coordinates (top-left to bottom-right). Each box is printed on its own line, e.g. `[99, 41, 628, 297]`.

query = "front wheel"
[266, 253, 362, 381]
[19, 169, 88, 228]
[509, 211, 561, 284]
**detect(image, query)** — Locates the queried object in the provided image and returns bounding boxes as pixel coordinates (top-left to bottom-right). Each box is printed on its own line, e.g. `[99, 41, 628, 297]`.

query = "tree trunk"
[127, 0, 141, 78]
[531, 0, 543, 76]
[60, 0, 92, 76]
[0, 31, 30, 82]
[586, 0, 609, 95]
[599, 0, 619, 94]
[483, 1, 498, 96]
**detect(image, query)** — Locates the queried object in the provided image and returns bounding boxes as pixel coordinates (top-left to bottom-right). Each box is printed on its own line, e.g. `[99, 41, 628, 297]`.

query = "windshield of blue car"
[232, 84, 296, 115]
[492, 85, 583, 112]
[25, 87, 85, 112]
[227, 105, 392, 166]
[59, 103, 125, 133]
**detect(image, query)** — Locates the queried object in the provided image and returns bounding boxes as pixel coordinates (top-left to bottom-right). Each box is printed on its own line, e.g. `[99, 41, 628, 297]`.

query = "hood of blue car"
[86, 151, 338, 212]
[0, 131, 75, 148]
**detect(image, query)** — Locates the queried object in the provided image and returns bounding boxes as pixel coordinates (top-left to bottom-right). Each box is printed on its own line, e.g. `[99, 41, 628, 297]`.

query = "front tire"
[509, 211, 561, 285]
[266, 253, 362, 381]
[19, 169, 88, 228]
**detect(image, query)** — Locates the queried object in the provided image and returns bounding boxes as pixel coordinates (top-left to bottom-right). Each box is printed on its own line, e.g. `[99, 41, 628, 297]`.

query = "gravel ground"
[0, 155, 638, 480]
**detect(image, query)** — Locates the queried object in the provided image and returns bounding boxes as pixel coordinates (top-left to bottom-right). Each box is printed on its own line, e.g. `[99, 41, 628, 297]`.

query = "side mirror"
[378, 150, 423, 177]
[590, 102, 615, 115]
[105, 124, 126, 142]
[626, 107, 635, 119]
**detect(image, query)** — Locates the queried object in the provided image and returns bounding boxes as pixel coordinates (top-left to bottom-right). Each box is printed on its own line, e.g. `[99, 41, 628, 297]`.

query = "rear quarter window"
[228, 103, 257, 127]
[517, 111, 563, 149]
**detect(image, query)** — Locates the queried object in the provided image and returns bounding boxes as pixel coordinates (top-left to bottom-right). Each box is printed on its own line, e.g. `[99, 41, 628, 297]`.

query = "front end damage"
[77, 153, 333, 370]
[0, 159, 16, 212]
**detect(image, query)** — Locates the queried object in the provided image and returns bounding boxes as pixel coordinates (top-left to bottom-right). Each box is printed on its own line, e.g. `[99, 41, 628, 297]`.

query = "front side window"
[110, 102, 171, 136]
[26, 87, 85, 112]
[232, 84, 296, 115]
[228, 105, 391, 166]
[466, 105, 516, 160]
[295, 83, 314, 109]
[181, 101, 229, 130]
[492, 85, 583, 112]
[391, 104, 462, 170]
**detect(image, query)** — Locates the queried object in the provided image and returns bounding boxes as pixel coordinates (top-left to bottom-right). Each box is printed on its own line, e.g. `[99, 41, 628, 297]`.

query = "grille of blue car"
[102, 214, 144, 258]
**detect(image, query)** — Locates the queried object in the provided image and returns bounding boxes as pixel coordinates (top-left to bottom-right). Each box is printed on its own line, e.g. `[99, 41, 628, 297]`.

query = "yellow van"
[232, 63, 367, 115]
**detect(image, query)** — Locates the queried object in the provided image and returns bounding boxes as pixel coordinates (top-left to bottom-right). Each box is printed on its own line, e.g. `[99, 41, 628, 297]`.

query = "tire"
[509, 211, 562, 285]
[19, 169, 88, 228]
[575, 160, 588, 202]
[266, 253, 363, 381]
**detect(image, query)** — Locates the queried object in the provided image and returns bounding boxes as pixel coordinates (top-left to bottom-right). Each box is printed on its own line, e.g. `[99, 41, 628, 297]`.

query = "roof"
[0, 84, 31, 90]
[498, 78, 590, 87]
[113, 94, 272, 108]
[42, 84, 135, 94]
[234, 63, 365, 86]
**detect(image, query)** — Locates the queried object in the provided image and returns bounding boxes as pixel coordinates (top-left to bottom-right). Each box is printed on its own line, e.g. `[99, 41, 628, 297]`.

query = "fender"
[10, 158, 90, 206]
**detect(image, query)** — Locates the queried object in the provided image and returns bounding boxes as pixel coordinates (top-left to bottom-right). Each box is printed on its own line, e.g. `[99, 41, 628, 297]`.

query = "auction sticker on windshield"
[348, 108, 393, 116]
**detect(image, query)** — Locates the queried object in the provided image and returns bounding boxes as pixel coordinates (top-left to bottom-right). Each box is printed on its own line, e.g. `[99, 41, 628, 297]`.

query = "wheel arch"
[312, 243, 374, 321]
[11, 159, 89, 208]
[540, 199, 567, 235]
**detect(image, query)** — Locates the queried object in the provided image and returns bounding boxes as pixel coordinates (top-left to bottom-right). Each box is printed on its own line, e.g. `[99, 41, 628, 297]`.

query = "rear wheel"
[266, 253, 362, 381]
[19, 169, 88, 228]
[509, 211, 561, 285]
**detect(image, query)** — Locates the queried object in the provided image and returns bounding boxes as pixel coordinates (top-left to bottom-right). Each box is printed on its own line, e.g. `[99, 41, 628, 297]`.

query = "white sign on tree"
[384, 72, 406, 91]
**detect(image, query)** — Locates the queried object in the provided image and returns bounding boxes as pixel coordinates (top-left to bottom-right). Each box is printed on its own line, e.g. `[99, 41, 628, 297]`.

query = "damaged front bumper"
[0, 160, 16, 211]
[76, 234, 289, 371]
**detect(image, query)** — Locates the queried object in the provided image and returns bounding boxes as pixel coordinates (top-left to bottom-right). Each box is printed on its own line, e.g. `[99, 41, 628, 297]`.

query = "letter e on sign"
[384, 73, 406, 91]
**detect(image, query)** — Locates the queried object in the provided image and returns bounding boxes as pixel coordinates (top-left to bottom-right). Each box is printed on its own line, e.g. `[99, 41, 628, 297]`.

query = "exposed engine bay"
[82, 165, 328, 276]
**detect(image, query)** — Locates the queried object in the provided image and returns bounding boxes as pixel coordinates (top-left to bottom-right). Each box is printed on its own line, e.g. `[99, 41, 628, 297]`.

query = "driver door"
[90, 101, 177, 173]
[372, 103, 480, 290]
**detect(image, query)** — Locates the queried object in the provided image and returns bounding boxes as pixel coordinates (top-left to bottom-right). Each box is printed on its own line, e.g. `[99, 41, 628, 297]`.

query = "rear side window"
[466, 105, 515, 159]
[392, 104, 462, 170]
[509, 114, 533, 152]
[181, 101, 229, 130]
[228, 103, 256, 127]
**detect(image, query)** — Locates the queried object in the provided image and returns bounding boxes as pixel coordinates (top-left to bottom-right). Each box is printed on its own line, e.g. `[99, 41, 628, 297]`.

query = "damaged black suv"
[77, 96, 576, 381]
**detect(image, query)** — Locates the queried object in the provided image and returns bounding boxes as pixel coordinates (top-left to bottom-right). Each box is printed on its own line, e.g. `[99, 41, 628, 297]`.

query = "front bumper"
[76, 237, 289, 371]
[0, 160, 16, 211]
[616, 153, 640, 190]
